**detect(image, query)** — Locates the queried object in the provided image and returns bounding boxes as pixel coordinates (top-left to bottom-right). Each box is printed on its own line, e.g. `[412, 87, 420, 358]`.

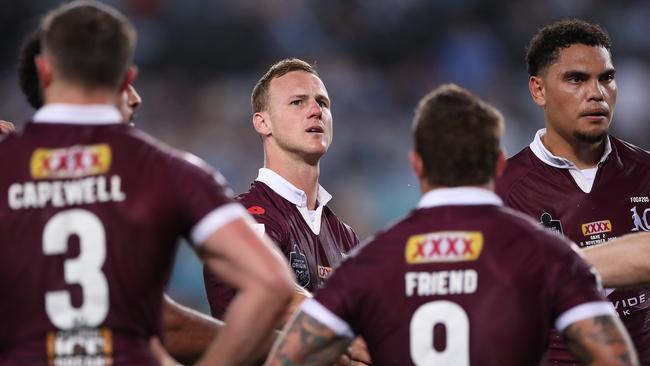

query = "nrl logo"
[539, 212, 563, 234]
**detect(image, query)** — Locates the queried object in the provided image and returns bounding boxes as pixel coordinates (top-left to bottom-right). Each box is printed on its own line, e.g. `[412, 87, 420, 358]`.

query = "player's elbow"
[245, 261, 294, 309]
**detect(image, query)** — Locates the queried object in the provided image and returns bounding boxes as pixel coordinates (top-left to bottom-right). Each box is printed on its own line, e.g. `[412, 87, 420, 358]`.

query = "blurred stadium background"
[2, 0, 649, 313]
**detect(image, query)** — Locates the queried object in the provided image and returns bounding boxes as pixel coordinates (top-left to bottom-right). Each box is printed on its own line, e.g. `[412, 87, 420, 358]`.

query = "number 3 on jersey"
[43, 209, 109, 329]
[410, 300, 469, 366]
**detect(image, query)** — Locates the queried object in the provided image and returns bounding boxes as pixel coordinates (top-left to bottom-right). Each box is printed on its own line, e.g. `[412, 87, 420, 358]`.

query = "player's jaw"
[574, 105, 611, 144]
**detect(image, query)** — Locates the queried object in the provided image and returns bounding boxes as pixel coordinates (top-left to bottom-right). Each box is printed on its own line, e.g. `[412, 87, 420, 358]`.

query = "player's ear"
[34, 54, 52, 90]
[529, 76, 546, 107]
[120, 66, 138, 92]
[409, 150, 425, 180]
[253, 112, 272, 136]
[495, 148, 507, 178]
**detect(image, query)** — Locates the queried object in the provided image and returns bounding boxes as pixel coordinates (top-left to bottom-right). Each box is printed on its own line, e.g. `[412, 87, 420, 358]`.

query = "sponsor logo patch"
[247, 205, 265, 215]
[539, 212, 563, 234]
[318, 265, 333, 279]
[47, 327, 112, 365]
[405, 231, 483, 264]
[31, 144, 111, 180]
[582, 220, 612, 236]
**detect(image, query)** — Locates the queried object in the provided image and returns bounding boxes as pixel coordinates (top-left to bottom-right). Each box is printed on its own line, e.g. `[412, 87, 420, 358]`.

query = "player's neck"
[541, 129, 604, 169]
[265, 153, 320, 210]
[421, 181, 495, 195]
[42, 81, 118, 106]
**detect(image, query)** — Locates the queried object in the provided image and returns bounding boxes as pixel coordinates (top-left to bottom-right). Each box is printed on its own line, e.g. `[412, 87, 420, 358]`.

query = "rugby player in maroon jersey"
[0, 2, 294, 365]
[8, 25, 249, 366]
[496, 19, 650, 364]
[203, 58, 369, 364]
[266, 84, 638, 366]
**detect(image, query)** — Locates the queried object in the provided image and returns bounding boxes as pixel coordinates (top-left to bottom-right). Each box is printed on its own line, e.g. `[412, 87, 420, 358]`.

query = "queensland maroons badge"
[289, 244, 310, 287]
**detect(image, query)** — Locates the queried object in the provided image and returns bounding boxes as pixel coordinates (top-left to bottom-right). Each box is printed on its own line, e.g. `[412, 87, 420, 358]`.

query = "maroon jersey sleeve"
[535, 229, 612, 331]
[163, 151, 241, 245]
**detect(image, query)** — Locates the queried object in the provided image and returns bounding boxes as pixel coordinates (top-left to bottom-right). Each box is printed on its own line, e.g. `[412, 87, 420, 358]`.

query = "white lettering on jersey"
[405, 270, 478, 297]
[8, 175, 126, 210]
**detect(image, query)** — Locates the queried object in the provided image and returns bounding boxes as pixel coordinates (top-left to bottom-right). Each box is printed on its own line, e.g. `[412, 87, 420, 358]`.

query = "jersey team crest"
[31, 144, 112, 180]
[289, 244, 310, 287]
[405, 231, 483, 264]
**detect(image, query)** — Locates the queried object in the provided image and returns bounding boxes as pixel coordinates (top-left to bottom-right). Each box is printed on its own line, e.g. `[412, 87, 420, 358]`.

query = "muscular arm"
[266, 311, 352, 366]
[194, 217, 294, 366]
[562, 315, 639, 365]
[582, 232, 650, 287]
[161, 294, 224, 364]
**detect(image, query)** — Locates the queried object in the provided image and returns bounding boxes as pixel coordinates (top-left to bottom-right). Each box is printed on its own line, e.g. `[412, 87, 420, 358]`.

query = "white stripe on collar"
[33, 104, 122, 125]
[256, 168, 332, 208]
[529, 128, 612, 169]
[417, 187, 503, 209]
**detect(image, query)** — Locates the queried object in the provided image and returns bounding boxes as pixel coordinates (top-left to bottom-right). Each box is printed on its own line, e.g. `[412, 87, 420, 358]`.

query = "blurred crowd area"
[2, 0, 650, 312]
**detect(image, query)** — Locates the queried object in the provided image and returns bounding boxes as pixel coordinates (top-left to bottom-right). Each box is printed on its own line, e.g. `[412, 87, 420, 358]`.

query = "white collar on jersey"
[417, 187, 503, 209]
[256, 168, 332, 208]
[529, 128, 612, 169]
[33, 104, 122, 125]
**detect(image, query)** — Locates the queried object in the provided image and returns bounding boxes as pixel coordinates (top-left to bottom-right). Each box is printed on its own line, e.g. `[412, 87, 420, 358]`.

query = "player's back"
[0, 116, 228, 365]
[317, 194, 606, 365]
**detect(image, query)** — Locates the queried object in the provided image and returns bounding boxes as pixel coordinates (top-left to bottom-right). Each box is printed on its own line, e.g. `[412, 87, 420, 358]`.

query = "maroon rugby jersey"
[204, 168, 358, 318]
[307, 187, 612, 366]
[0, 105, 245, 365]
[497, 130, 650, 364]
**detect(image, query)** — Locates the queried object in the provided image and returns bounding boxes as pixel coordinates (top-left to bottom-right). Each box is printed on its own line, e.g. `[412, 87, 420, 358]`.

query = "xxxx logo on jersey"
[581, 220, 612, 236]
[405, 231, 483, 264]
[30, 144, 111, 179]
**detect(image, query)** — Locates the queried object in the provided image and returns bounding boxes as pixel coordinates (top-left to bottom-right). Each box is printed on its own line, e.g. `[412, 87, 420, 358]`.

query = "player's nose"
[307, 98, 322, 118]
[127, 85, 142, 109]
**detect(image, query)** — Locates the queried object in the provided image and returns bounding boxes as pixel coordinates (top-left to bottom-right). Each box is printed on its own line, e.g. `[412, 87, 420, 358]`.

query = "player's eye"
[566, 75, 583, 83]
[290, 100, 302, 106]
[317, 99, 329, 108]
[601, 72, 615, 83]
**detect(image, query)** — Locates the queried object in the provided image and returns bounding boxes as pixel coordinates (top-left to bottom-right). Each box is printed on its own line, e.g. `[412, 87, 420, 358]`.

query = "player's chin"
[573, 128, 608, 144]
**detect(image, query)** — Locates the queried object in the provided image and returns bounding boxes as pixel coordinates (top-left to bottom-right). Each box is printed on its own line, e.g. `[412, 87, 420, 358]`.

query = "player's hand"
[0, 120, 15, 135]
[149, 336, 183, 366]
[348, 337, 371, 364]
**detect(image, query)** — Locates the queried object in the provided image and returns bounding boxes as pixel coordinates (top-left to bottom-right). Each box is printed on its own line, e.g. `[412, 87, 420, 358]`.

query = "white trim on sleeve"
[190, 202, 248, 245]
[555, 301, 617, 333]
[301, 298, 355, 339]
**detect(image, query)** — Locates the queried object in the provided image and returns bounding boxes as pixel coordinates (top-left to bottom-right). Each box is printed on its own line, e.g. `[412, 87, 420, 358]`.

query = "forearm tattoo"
[563, 315, 637, 366]
[272, 311, 351, 366]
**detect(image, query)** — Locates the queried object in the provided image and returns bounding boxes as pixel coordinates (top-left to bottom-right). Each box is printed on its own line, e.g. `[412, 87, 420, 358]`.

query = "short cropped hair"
[526, 19, 611, 76]
[412, 84, 503, 187]
[40, 0, 136, 90]
[251, 58, 318, 113]
[18, 28, 43, 109]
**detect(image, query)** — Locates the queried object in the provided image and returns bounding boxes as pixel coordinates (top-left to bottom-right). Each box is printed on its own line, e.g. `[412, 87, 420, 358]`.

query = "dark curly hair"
[18, 28, 43, 109]
[526, 19, 611, 76]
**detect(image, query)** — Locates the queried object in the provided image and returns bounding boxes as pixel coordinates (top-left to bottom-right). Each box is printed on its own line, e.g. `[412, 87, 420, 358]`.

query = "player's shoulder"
[322, 205, 357, 237]
[236, 181, 278, 212]
[610, 136, 650, 168]
[122, 128, 215, 174]
[236, 181, 289, 227]
[496, 146, 538, 199]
